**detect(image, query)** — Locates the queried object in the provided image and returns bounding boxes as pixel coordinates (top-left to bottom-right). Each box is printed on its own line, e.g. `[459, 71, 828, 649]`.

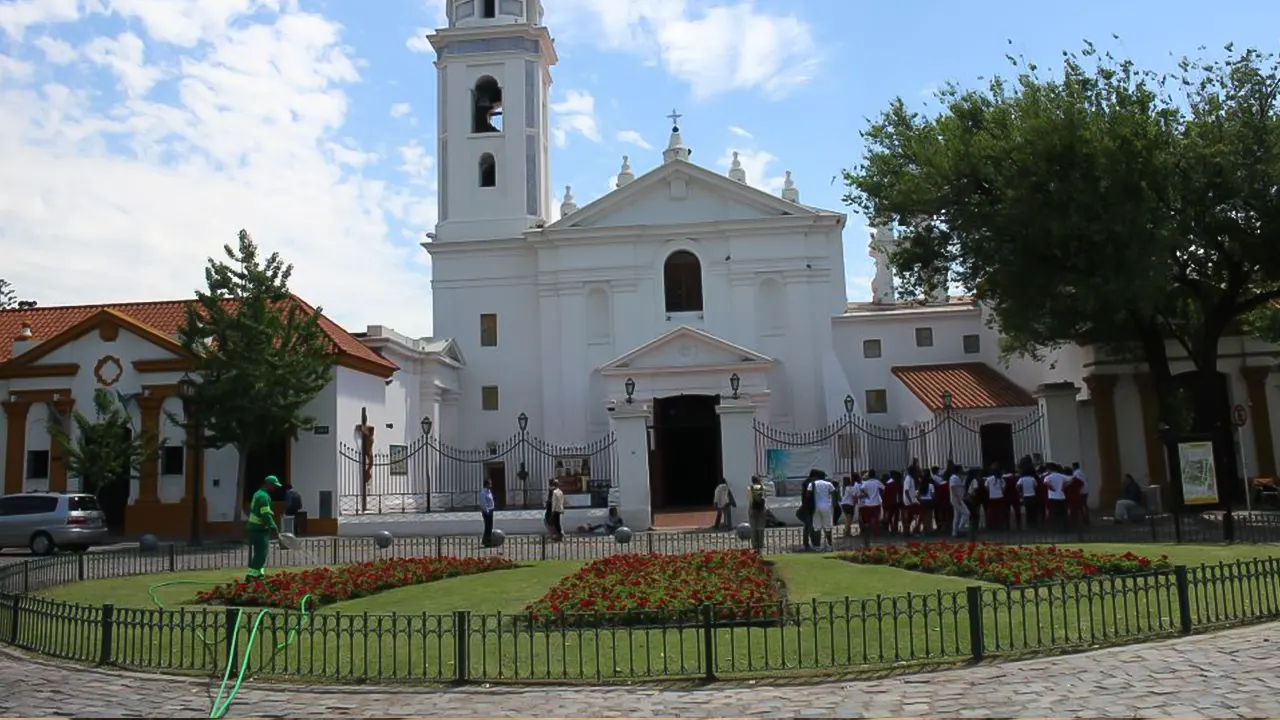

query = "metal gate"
[338, 412, 618, 514]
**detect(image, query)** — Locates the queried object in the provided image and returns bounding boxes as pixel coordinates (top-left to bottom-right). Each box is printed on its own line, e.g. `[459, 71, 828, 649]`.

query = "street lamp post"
[941, 390, 954, 466]
[420, 415, 433, 511]
[178, 374, 203, 547]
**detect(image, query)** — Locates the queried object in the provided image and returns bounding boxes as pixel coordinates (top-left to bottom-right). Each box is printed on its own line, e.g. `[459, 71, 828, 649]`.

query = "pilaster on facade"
[1083, 373, 1123, 510]
[1240, 365, 1276, 478]
[1133, 374, 1170, 487]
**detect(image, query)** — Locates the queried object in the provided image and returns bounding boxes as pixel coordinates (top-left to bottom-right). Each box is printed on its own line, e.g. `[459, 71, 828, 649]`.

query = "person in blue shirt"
[479, 478, 496, 546]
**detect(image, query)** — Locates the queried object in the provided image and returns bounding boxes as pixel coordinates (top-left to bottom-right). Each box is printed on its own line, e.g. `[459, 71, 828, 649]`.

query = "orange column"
[1241, 366, 1276, 478]
[47, 397, 75, 492]
[134, 395, 164, 503]
[2, 401, 29, 495]
[1084, 374, 1123, 510]
[1133, 375, 1169, 486]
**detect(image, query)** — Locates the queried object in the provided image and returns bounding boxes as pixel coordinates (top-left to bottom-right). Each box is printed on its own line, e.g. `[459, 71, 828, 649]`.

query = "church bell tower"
[429, 0, 556, 242]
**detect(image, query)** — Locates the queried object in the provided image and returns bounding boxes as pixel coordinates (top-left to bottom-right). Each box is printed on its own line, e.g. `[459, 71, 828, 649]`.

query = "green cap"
[264, 475, 281, 487]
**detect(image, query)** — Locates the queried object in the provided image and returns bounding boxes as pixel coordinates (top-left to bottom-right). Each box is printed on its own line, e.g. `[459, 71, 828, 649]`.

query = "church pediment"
[599, 325, 774, 375]
[547, 159, 821, 231]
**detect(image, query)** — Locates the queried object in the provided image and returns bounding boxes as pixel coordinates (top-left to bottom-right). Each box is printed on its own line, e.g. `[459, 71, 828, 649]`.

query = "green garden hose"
[146, 580, 313, 719]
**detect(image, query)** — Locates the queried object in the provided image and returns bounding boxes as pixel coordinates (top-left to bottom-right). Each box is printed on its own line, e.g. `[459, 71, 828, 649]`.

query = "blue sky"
[0, 0, 1276, 337]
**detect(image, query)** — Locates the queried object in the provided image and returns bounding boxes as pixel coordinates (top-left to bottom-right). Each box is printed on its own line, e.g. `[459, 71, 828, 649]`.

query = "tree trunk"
[1189, 353, 1242, 507]
[1137, 319, 1180, 425]
[233, 444, 250, 539]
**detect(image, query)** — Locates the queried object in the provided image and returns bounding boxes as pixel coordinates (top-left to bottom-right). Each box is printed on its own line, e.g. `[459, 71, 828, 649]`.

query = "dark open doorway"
[980, 423, 1015, 474]
[243, 437, 290, 509]
[650, 394, 722, 509]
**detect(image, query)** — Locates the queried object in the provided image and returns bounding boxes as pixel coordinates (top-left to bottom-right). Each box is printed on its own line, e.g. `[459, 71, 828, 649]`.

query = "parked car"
[0, 492, 109, 555]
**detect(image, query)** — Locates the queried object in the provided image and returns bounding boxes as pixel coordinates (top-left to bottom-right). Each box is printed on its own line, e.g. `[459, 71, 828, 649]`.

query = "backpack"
[749, 483, 767, 512]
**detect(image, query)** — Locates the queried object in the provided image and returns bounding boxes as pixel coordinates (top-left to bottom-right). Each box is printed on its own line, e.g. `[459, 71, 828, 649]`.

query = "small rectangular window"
[480, 313, 498, 347]
[389, 444, 409, 476]
[161, 445, 185, 476]
[865, 389, 889, 415]
[963, 334, 981, 354]
[25, 450, 49, 480]
[481, 385, 500, 411]
[914, 327, 934, 348]
[862, 339, 882, 358]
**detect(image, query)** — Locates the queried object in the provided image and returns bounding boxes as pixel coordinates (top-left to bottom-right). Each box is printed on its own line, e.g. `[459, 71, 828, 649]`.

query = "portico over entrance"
[600, 326, 773, 513]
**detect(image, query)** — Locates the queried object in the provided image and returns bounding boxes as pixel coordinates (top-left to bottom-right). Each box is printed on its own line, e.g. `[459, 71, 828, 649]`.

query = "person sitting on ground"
[580, 506, 625, 535]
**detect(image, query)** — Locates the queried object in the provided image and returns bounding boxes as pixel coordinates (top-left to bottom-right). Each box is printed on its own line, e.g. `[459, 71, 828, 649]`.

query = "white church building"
[4, 0, 1279, 541]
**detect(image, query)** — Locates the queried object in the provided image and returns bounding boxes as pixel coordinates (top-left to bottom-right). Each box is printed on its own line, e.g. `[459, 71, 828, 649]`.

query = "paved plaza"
[1, 622, 1277, 717]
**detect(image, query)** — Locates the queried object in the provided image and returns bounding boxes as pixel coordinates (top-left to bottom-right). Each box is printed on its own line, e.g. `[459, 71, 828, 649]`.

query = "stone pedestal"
[1034, 382, 1083, 468]
[609, 403, 652, 529]
[717, 399, 759, 519]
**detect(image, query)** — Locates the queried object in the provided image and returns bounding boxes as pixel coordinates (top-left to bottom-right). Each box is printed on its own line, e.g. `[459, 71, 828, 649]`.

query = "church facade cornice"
[528, 214, 844, 247]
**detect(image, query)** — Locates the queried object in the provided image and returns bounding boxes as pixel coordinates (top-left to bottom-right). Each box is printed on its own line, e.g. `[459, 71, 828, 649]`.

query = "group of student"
[796, 457, 1091, 544]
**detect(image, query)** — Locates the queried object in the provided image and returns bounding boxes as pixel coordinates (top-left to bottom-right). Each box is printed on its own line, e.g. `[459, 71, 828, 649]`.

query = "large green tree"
[845, 42, 1280, 503]
[0, 279, 16, 310]
[177, 231, 335, 527]
[49, 389, 158, 520]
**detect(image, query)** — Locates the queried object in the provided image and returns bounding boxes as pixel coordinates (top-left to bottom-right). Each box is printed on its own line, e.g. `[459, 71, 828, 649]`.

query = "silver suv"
[0, 493, 109, 555]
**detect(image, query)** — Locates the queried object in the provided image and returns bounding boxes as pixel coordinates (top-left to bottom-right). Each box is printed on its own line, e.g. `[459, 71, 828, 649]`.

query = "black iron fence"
[756, 405, 1047, 495]
[1, 540, 1278, 684]
[338, 414, 618, 515]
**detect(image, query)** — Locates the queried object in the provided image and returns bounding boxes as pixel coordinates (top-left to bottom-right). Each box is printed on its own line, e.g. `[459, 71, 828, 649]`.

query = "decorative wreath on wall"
[94, 355, 124, 387]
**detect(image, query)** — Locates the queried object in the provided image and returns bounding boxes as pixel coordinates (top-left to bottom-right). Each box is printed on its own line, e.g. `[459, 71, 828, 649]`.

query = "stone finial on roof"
[616, 155, 635, 188]
[560, 185, 578, 216]
[869, 225, 897, 305]
[781, 170, 799, 203]
[662, 109, 691, 163]
[17, 321, 32, 339]
[728, 151, 747, 183]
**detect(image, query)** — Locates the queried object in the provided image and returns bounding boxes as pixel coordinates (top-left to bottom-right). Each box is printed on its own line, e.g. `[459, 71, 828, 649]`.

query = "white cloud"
[728, 125, 752, 138]
[33, 36, 77, 64]
[0, 0, 80, 40]
[406, 27, 433, 54]
[0, 3, 437, 336]
[0, 55, 33, 82]
[547, 0, 818, 99]
[615, 129, 651, 150]
[550, 89, 601, 147]
[717, 146, 786, 194]
[390, 102, 412, 118]
[83, 33, 162, 98]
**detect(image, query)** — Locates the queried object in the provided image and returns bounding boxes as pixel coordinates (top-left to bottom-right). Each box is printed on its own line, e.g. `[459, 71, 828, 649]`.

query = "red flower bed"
[195, 556, 515, 609]
[842, 543, 1172, 586]
[524, 550, 783, 627]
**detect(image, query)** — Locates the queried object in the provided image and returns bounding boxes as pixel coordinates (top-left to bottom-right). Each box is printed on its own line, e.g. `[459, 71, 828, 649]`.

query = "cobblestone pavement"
[1, 623, 1278, 718]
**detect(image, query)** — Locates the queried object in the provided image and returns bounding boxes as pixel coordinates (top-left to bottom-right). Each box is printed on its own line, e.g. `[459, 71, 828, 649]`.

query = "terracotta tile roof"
[0, 296, 397, 374]
[890, 362, 1035, 411]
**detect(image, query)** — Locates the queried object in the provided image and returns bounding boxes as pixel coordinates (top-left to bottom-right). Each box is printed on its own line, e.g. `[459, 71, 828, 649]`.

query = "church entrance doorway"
[650, 394, 722, 511]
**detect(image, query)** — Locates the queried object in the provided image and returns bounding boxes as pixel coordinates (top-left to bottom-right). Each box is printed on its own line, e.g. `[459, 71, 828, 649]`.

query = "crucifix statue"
[667, 108, 682, 129]
[356, 406, 376, 493]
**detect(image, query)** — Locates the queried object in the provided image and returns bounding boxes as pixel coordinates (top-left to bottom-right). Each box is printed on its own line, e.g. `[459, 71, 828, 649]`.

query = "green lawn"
[17, 543, 1280, 683]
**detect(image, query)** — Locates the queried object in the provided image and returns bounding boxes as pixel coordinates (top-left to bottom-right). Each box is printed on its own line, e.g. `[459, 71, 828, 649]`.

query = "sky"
[1, 0, 1277, 338]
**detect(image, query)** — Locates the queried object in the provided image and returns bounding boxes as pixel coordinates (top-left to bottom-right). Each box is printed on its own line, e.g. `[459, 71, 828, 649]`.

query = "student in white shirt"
[840, 477, 859, 538]
[1016, 470, 1039, 530]
[859, 474, 885, 537]
[902, 472, 921, 534]
[1071, 462, 1091, 526]
[947, 464, 969, 537]
[1043, 464, 1070, 530]
[811, 473, 836, 551]
[984, 471, 1005, 531]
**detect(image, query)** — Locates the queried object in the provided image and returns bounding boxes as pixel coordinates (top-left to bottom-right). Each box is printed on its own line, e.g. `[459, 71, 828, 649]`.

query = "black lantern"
[624, 377, 636, 404]
[517, 412, 529, 432]
[178, 372, 198, 400]
[420, 415, 433, 437]
[942, 390, 953, 410]
[729, 373, 741, 399]
[843, 394, 855, 416]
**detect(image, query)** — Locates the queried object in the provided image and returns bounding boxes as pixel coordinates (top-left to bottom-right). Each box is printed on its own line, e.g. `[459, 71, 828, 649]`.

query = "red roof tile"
[0, 296, 397, 375]
[890, 362, 1034, 411]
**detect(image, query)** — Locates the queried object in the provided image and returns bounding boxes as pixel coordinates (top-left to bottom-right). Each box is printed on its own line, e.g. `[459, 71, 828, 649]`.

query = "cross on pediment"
[667, 109, 682, 128]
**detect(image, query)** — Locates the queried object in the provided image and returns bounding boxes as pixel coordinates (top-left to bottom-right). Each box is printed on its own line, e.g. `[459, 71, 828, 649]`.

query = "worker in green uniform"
[247, 474, 281, 580]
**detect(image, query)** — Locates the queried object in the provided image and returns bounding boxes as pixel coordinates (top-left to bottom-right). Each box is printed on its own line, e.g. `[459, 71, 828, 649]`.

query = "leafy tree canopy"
[0, 279, 16, 310]
[49, 389, 157, 496]
[177, 230, 335, 519]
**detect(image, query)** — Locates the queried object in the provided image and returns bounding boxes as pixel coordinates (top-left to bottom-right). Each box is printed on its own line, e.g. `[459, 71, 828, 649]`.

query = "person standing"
[713, 478, 734, 531]
[985, 467, 1006, 531]
[1072, 462, 1091, 525]
[811, 472, 836, 551]
[1017, 467, 1039, 530]
[1043, 464, 1070, 531]
[948, 464, 969, 538]
[546, 480, 565, 541]
[747, 475, 769, 552]
[859, 473, 885, 538]
[479, 478, 496, 546]
[246, 475, 281, 580]
[902, 470, 921, 535]
[840, 476, 860, 538]
[799, 470, 819, 550]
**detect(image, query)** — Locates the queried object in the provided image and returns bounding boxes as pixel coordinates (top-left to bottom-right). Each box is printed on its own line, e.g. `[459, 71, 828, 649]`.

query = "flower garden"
[195, 556, 515, 609]
[522, 550, 783, 626]
[842, 542, 1173, 586]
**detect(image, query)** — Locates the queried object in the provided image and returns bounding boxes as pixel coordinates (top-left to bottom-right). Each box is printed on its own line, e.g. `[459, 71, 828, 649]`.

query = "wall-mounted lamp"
[624, 377, 636, 404]
[843, 394, 855, 415]
[729, 373, 741, 400]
